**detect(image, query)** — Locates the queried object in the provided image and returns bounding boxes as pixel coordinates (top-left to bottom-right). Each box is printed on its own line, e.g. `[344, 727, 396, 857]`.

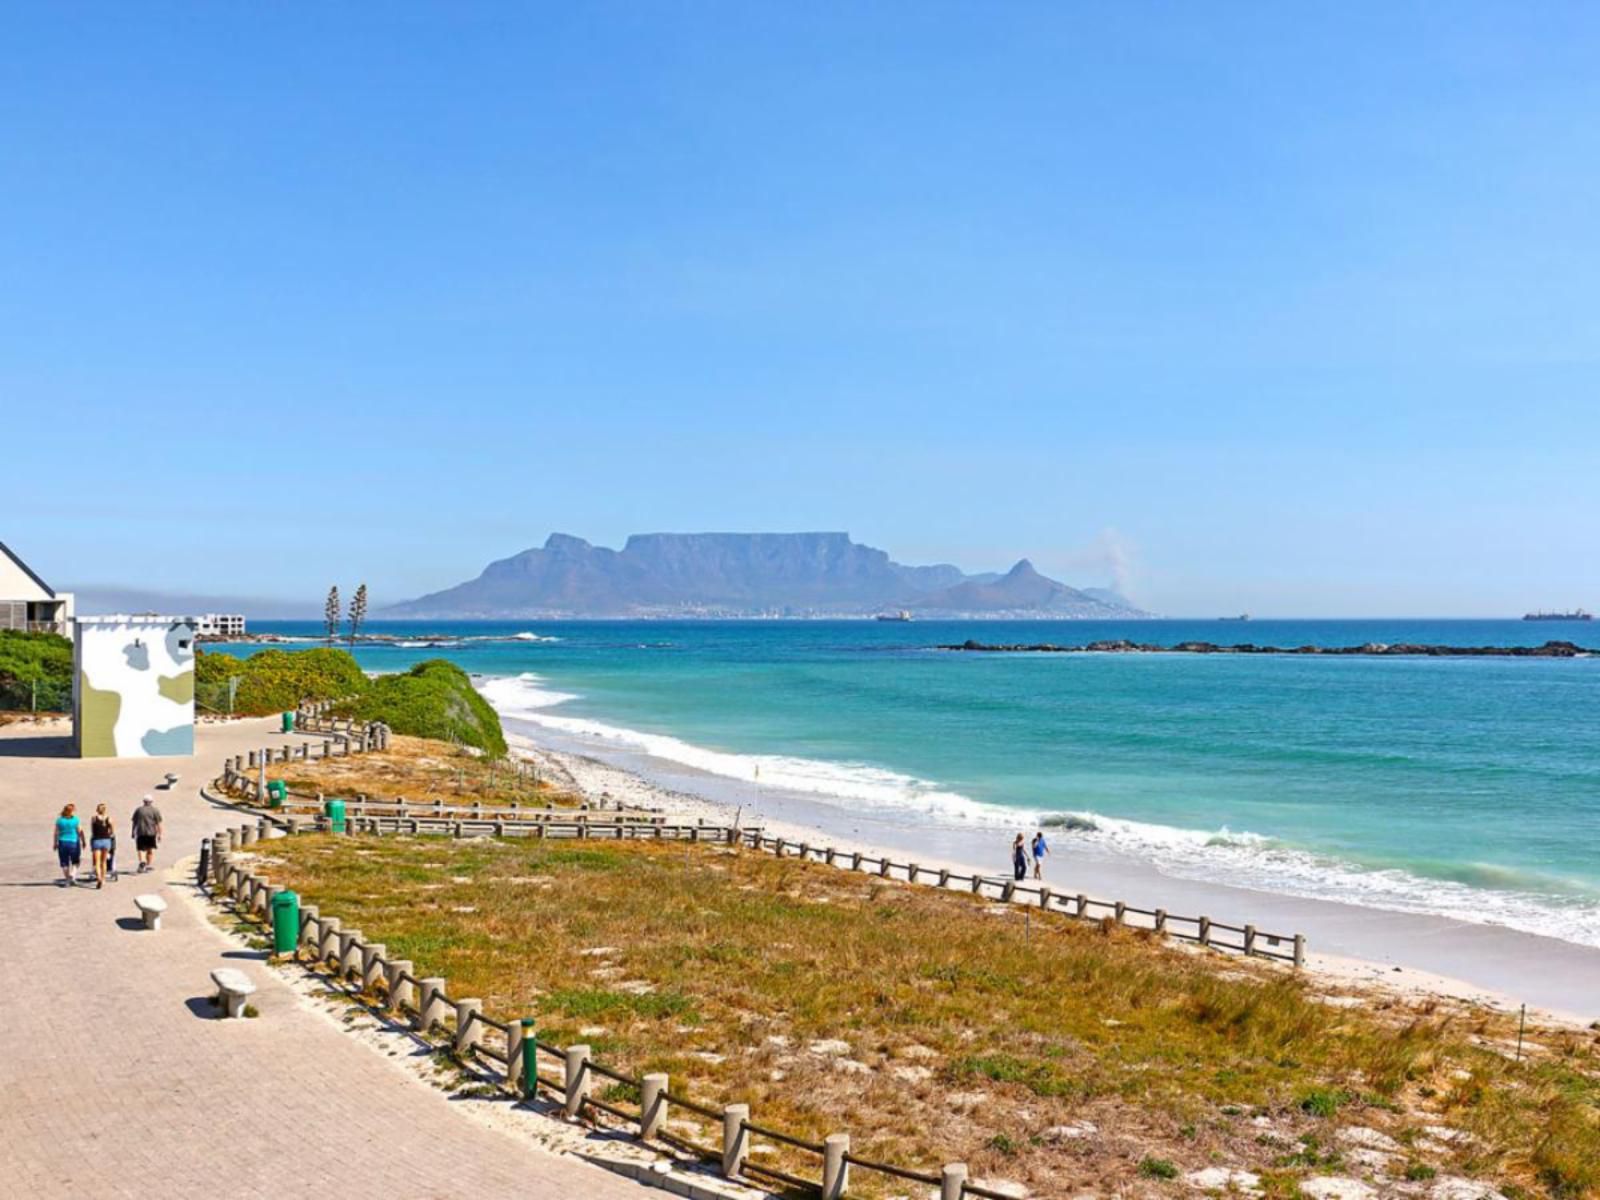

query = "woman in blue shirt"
[54, 803, 84, 887]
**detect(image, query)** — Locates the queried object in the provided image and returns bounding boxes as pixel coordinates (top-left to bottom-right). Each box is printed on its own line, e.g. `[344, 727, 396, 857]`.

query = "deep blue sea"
[235, 619, 1600, 949]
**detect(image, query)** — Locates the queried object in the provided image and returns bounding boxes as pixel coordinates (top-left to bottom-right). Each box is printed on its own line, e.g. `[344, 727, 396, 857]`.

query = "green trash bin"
[325, 797, 347, 834]
[271, 889, 300, 956]
[266, 780, 287, 807]
[281, 711, 295, 733]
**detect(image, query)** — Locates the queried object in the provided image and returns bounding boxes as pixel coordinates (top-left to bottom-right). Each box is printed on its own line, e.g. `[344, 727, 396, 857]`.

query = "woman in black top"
[89, 803, 115, 889]
[1011, 832, 1027, 882]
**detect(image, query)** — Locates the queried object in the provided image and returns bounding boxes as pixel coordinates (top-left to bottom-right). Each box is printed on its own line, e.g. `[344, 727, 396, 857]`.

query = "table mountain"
[385, 533, 1148, 618]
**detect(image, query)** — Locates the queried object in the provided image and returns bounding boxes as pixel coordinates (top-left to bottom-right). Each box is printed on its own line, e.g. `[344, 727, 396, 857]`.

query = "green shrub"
[1138, 1157, 1179, 1180]
[351, 659, 506, 756]
[0, 629, 72, 685]
[197, 647, 368, 715]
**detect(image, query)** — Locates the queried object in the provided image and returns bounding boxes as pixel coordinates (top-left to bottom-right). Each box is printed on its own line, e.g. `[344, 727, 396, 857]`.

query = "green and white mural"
[73, 616, 196, 758]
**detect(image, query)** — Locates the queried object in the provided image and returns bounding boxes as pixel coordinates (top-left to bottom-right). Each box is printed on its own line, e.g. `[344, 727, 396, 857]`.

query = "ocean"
[237, 619, 1600, 951]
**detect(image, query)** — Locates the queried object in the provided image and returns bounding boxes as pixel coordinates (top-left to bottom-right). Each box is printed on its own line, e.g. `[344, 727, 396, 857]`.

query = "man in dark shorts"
[131, 795, 162, 873]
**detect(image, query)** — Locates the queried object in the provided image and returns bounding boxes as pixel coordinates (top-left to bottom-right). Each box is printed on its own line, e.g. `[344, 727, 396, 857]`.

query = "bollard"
[286, 816, 300, 835]
[879, 857, 892, 878]
[938, 868, 950, 888]
[721, 1103, 749, 1178]
[1244, 924, 1257, 956]
[319, 916, 342, 963]
[1114, 901, 1126, 925]
[197, 839, 211, 886]
[564, 1044, 591, 1118]
[640, 1072, 668, 1139]
[970, 874, 983, 895]
[417, 977, 447, 1032]
[385, 960, 415, 1014]
[1198, 915, 1212, 945]
[1154, 907, 1167, 933]
[240, 823, 255, 847]
[1001, 881, 1015, 902]
[516, 1019, 537, 1096]
[823, 1133, 850, 1200]
[1076, 893, 1089, 917]
[455, 999, 483, 1055]
[298, 904, 319, 952]
[941, 1162, 968, 1200]
[339, 929, 364, 979]
[850, 852, 862, 871]
[1293, 933, 1306, 968]
[362, 942, 388, 992]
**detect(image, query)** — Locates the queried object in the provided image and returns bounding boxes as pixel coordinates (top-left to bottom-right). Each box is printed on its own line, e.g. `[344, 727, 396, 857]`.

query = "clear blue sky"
[5, 3, 1597, 616]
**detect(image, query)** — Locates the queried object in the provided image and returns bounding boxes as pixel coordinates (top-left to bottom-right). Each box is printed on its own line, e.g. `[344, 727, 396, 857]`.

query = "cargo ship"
[875, 610, 913, 622]
[1523, 609, 1592, 621]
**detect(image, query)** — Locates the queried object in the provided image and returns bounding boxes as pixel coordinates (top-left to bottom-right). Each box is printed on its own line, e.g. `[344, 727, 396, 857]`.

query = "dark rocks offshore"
[939, 639, 1594, 658]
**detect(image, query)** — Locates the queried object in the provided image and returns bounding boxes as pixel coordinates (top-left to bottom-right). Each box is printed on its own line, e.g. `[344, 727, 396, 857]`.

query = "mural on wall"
[75, 617, 196, 758]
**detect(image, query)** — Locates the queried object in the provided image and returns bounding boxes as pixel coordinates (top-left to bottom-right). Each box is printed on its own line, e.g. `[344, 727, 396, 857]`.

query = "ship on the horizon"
[875, 610, 914, 622]
[1523, 609, 1592, 621]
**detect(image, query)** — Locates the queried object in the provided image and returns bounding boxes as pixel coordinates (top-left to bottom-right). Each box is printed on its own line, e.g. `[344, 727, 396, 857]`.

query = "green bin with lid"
[281, 711, 295, 733]
[271, 889, 300, 956]
[266, 779, 287, 807]
[324, 797, 347, 834]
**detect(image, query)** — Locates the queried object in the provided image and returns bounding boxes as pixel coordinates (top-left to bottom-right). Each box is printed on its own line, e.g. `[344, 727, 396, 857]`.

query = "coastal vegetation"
[261, 834, 1600, 1198]
[268, 732, 573, 806]
[0, 629, 73, 712]
[197, 648, 506, 755]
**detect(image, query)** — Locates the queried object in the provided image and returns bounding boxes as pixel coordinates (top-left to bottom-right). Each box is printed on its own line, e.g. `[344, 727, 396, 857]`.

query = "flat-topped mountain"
[387, 533, 1148, 619]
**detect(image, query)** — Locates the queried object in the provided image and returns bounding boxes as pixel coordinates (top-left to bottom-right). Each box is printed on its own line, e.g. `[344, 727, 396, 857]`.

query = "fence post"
[721, 1104, 749, 1178]
[1114, 901, 1126, 925]
[823, 1133, 850, 1200]
[339, 929, 364, 979]
[1154, 908, 1167, 934]
[1243, 924, 1257, 956]
[1076, 893, 1089, 917]
[417, 977, 447, 1032]
[564, 1045, 591, 1118]
[941, 1162, 967, 1200]
[938, 868, 950, 888]
[1198, 916, 1212, 946]
[1293, 933, 1306, 968]
[362, 943, 388, 993]
[455, 999, 482, 1055]
[1039, 887, 1052, 909]
[318, 916, 342, 963]
[385, 960, 414, 1014]
[640, 1072, 668, 1139]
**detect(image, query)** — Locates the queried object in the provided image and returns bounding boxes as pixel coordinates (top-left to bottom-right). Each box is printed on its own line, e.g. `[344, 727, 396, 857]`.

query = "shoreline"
[502, 721, 1600, 1028]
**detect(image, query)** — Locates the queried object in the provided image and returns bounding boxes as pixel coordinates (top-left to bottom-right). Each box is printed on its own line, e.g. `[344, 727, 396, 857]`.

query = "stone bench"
[134, 894, 167, 931]
[210, 967, 257, 1018]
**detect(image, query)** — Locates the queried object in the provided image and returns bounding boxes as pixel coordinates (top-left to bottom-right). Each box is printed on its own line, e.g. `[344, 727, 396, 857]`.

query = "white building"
[0, 540, 75, 636]
[195, 613, 246, 637]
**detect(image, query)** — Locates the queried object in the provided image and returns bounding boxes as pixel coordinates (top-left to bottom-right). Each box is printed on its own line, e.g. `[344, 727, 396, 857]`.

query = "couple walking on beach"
[1012, 830, 1049, 881]
[53, 796, 163, 888]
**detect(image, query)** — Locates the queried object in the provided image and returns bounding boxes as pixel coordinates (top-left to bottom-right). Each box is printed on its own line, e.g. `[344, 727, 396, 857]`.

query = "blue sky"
[4, 3, 1598, 616]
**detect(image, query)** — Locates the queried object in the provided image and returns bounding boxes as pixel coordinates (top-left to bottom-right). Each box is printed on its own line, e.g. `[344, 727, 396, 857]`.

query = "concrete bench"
[210, 967, 257, 1018]
[134, 894, 167, 931]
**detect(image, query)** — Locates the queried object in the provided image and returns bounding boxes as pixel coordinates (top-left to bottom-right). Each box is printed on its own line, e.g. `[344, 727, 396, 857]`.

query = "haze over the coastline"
[7, 5, 1600, 616]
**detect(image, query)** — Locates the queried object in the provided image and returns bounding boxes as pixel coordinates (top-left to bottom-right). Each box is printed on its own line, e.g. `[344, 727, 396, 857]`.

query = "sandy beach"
[505, 723, 1600, 1028]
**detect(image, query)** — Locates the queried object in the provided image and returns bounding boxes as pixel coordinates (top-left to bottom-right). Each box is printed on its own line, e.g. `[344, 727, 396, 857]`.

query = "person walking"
[1031, 830, 1049, 880]
[1011, 832, 1027, 882]
[131, 795, 163, 873]
[89, 803, 115, 889]
[54, 804, 85, 887]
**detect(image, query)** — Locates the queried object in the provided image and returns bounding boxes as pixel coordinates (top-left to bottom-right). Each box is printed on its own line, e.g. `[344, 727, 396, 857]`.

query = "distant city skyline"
[6, 4, 1599, 617]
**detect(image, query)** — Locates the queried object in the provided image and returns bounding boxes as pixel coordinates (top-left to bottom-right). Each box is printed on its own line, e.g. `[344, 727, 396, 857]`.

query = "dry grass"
[260, 834, 1600, 1198]
[272, 734, 586, 809]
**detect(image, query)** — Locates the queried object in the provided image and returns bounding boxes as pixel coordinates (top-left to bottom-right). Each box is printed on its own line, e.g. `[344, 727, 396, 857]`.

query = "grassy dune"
[260, 834, 1599, 1198]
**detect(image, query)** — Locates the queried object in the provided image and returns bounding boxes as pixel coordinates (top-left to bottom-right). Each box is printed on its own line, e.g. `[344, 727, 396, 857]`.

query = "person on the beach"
[1011, 832, 1027, 882]
[131, 795, 163, 873]
[54, 804, 84, 886]
[89, 803, 115, 889]
[1031, 830, 1049, 880]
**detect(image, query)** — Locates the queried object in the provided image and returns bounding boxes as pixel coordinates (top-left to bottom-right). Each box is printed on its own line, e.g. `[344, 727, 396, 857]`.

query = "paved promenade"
[0, 716, 644, 1199]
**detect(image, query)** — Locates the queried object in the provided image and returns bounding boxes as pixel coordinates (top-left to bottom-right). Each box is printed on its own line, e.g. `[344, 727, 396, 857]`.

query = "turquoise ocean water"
[242, 619, 1600, 949]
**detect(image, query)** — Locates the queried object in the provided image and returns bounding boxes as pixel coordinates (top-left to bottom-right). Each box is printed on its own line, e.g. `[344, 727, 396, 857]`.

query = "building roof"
[0, 540, 56, 598]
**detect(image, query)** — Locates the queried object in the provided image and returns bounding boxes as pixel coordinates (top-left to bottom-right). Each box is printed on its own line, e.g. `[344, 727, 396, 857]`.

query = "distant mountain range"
[385, 533, 1150, 619]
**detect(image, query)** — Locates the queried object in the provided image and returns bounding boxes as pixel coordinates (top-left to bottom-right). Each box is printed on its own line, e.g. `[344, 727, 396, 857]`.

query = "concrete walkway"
[0, 716, 645, 1198]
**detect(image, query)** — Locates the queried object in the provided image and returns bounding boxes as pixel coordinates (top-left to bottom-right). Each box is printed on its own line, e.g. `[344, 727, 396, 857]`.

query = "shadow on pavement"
[184, 996, 222, 1020]
[220, 948, 269, 961]
[0, 732, 75, 758]
[114, 916, 146, 931]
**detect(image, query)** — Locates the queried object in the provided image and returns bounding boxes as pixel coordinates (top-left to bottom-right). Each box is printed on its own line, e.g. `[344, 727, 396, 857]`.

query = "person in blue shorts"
[1031, 829, 1050, 880]
[54, 803, 84, 887]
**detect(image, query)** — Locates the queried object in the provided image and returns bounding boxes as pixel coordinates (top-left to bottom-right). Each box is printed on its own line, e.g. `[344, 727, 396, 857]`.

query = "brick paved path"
[0, 717, 644, 1198]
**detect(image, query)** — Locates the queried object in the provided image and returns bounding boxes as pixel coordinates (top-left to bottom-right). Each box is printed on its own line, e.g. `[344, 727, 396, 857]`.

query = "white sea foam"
[476, 672, 1600, 950]
[509, 631, 561, 642]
